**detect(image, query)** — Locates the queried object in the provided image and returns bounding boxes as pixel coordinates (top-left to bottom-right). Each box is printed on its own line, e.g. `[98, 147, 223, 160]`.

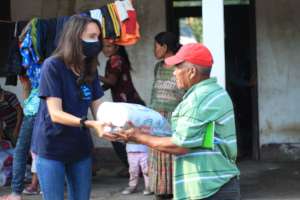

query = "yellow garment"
[108, 3, 121, 37]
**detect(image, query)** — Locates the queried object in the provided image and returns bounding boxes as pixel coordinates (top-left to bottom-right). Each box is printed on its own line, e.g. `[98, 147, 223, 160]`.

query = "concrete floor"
[1, 161, 300, 200]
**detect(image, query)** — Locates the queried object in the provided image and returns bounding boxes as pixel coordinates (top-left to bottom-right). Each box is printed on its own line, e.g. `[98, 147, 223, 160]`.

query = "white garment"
[115, 1, 129, 21]
[126, 143, 148, 153]
[89, 9, 103, 24]
[123, 0, 134, 11]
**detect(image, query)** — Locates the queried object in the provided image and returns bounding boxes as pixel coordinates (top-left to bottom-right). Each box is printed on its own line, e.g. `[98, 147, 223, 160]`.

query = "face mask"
[81, 39, 102, 58]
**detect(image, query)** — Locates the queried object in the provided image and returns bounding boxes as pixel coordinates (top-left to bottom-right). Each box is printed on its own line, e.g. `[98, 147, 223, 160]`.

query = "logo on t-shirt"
[80, 84, 92, 101]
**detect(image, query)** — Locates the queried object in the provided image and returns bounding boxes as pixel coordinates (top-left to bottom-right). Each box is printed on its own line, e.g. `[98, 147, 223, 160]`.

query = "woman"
[149, 32, 184, 200]
[100, 40, 145, 174]
[31, 15, 115, 200]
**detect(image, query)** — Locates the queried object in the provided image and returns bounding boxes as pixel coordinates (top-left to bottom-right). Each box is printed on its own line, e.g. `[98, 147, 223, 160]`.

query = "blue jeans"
[11, 116, 36, 195]
[36, 156, 92, 200]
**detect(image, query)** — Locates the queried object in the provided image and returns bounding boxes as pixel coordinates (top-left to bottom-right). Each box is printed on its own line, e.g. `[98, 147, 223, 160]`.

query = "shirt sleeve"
[92, 72, 104, 101]
[39, 58, 63, 99]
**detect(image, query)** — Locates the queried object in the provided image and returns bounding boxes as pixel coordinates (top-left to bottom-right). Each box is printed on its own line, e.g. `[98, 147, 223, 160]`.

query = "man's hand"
[115, 122, 149, 143]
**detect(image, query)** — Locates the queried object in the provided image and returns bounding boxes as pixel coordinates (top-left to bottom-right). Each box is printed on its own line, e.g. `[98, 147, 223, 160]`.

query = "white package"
[96, 102, 172, 136]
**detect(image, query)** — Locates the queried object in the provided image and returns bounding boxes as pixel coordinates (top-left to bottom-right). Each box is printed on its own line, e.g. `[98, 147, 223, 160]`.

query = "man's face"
[173, 62, 191, 89]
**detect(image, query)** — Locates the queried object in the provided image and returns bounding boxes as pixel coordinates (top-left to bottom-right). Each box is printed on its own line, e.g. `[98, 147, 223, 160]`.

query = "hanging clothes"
[100, 5, 118, 39]
[125, 10, 137, 34]
[41, 18, 58, 57]
[54, 16, 70, 47]
[114, 0, 129, 22]
[18, 18, 43, 89]
[4, 21, 28, 85]
[108, 3, 121, 37]
[89, 9, 103, 24]
[114, 1, 140, 46]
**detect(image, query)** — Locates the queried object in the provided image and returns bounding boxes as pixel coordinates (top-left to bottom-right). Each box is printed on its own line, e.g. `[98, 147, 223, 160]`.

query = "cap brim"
[164, 55, 184, 68]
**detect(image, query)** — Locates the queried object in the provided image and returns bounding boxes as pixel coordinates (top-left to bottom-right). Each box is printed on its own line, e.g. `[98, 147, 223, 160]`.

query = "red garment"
[125, 11, 137, 34]
[114, 22, 140, 46]
[103, 55, 145, 105]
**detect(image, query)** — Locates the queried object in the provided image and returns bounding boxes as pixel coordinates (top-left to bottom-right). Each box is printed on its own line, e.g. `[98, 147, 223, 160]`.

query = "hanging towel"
[114, 1, 129, 22]
[90, 9, 103, 24]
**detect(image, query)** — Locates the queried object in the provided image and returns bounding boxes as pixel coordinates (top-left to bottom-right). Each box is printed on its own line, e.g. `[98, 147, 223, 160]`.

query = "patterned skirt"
[148, 148, 173, 195]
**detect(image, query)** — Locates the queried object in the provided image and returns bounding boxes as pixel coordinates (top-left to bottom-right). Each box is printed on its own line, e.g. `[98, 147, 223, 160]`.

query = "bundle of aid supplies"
[96, 102, 172, 136]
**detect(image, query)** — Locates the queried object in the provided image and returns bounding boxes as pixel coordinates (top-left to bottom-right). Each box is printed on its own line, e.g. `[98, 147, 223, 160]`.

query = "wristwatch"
[80, 116, 88, 130]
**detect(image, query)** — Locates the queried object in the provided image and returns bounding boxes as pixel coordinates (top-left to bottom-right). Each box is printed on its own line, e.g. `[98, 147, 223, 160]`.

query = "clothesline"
[0, 20, 14, 24]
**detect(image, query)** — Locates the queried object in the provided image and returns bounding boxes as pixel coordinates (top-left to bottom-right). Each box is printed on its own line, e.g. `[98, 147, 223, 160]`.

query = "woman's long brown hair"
[52, 15, 101, 85]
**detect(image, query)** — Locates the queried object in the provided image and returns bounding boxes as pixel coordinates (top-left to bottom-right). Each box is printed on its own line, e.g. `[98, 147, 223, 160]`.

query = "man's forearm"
[134, 133, 188, 155]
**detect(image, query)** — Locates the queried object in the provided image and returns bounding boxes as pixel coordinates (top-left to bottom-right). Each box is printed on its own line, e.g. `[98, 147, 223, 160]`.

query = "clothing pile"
[0, 140, 14, 186]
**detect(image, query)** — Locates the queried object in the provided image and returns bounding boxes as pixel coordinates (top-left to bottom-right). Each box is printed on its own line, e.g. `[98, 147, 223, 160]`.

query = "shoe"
[121, 186, 136, 195]
[143, 188, 153, 196]
[22, 186, 40, 195]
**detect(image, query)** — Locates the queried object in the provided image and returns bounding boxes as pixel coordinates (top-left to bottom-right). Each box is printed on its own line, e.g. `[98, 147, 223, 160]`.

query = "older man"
[117, 43, 240, 200]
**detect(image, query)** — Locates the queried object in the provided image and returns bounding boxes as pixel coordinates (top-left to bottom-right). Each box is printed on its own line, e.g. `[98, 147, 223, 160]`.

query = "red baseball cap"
[165, 43, 213, 68]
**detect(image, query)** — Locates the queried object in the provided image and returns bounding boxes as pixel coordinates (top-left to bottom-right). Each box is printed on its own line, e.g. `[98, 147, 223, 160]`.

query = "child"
[121, 142, 152, 195]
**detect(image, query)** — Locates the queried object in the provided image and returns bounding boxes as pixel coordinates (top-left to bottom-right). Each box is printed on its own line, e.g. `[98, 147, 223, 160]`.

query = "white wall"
[256, 0, 300, 146]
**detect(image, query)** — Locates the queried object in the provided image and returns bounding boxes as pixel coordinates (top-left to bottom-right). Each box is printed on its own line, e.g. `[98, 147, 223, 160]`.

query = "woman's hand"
[87, 120, 118, 141]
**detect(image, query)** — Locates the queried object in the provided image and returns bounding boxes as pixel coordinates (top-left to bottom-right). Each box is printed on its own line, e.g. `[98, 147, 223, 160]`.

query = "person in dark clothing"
[29, 15, 116, 200]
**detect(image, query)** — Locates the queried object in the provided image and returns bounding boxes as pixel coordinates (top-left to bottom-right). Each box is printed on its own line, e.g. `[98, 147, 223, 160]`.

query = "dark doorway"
[0, 0, 12, 76]
[166, 0, 259, 159]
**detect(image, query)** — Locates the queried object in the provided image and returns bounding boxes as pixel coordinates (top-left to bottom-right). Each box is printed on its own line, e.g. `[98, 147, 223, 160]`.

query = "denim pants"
[11, 116, 36, 195]
[36, 156, 92, 200]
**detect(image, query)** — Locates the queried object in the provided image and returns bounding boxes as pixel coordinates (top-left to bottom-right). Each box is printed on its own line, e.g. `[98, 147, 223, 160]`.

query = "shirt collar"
[182, 77, 217, 99]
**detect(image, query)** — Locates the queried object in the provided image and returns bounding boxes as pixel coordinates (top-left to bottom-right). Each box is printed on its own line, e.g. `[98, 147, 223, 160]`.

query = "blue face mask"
[81, 39, 102, 58]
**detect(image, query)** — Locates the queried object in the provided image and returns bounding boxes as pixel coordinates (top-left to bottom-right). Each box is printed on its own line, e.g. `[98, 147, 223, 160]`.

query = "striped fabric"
[150, 61, 185, 113]
[171, 78, 239, 200]
[149, 61, 185, 195]
[0, 91, 20, 129]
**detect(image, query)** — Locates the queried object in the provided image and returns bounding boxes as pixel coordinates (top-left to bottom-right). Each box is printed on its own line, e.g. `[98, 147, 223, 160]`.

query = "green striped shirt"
[171, 77, 239, 200]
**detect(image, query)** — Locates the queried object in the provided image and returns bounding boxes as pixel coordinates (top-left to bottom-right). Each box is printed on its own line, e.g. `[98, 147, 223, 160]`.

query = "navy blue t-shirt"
[32, 56, 103, 162]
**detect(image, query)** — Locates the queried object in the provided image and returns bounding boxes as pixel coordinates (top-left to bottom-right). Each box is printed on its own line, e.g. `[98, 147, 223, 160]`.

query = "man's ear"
[188, 66, 197, 80]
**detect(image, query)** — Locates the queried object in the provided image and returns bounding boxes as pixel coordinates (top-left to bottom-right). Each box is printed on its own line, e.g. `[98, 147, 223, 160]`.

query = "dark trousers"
[203, 177, 241, 200]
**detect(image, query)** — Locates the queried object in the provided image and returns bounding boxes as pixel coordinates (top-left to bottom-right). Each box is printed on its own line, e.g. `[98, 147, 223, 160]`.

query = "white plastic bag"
[96, 102, 172, 136]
